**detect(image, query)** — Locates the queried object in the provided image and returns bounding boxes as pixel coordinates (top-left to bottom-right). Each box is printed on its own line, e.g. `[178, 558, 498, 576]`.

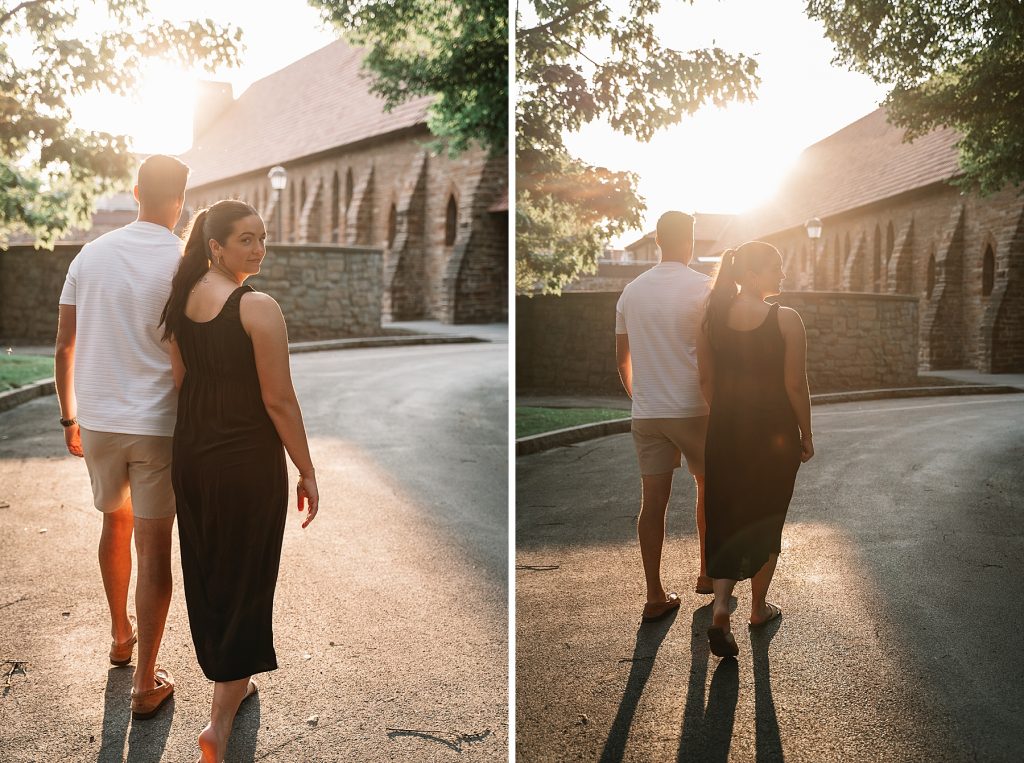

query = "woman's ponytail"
[702, 248, 739, 349]
[160, 209, 211, 342]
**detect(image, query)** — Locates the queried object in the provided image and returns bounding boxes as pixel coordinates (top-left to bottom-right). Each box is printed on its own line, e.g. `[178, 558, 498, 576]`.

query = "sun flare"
[68, 61, 198, 156]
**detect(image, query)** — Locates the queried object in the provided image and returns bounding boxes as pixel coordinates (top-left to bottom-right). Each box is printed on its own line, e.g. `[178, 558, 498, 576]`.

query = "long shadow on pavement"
[676, 602, 740, 763]
[750, 616, 784, 762]
[98, 666, 174, 763]
[598, 609, 677, 762]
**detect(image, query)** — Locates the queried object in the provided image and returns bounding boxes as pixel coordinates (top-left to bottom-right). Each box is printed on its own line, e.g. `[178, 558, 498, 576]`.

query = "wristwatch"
[59, 416, 78, 428]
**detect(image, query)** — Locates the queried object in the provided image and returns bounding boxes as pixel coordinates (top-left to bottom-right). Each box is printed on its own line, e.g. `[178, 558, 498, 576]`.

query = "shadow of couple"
[599, 600, 784, 762]
[97, 666, 261, 762]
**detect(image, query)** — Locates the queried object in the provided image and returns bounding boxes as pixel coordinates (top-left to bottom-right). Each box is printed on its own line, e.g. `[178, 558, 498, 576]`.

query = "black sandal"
[707, 626, 739, 657]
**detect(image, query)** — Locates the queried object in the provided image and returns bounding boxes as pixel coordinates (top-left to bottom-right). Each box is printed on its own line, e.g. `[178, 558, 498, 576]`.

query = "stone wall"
[184, 124, 507, 324]
[0, 243, 382, 344]
[247, 244, 383, 341]
[0, 245, 80, 344]
[516, 291, 918, 396]
[745, 183, 1024, 372]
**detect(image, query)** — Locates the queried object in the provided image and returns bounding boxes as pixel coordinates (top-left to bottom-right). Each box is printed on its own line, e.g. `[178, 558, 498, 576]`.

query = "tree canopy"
[516, 0, 760, 294]
[0, 1, 243, 248]
[807, 0, 1024, 195]
[309, 0, 508, 157]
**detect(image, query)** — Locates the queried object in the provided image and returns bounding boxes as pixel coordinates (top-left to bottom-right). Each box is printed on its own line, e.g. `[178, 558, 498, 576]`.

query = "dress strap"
[223, 285, 254, 318]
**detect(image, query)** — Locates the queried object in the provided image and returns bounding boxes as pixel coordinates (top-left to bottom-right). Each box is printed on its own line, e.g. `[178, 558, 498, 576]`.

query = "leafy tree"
[0, 1, 243, 248]
[807, 0, 1024, 195]
[309, 0, 508, 156]
[517, 0, 760, 294]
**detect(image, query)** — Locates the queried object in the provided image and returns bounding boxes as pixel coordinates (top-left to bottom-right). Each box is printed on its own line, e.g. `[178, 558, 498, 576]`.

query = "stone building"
[623, 212, 734, 264]
[180, 39, 507, 324]
[711, 107, 1023, 373]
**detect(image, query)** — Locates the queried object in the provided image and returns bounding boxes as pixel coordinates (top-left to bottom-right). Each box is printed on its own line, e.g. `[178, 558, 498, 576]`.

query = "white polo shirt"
[59, 221, 182, 437]
[615, 261, 711, 419]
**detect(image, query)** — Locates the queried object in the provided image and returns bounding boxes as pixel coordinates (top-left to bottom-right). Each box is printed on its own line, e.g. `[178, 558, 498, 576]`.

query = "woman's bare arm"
[168, 339, 185, 390]
[696, 325, 715, 406]
[779, 307, 813, 462]
[241, 291, 319, 525]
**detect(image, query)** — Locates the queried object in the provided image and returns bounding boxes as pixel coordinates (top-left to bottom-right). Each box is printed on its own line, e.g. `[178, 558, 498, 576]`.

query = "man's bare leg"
[99, 500, 134, 644]
[133, 515, 174, 694]
[639, 472, 674, 603]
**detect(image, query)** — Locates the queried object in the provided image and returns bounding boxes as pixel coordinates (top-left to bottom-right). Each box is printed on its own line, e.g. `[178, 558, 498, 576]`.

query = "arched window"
[445, 194, 458, 246]
[982, 244, 995, 297]
[345, 168, 354, 212]
[288, 185, 296, 242]
[387, 203, 397, 248]
[886, 221, 895, 262]
[832, 234, 840, 286]
[926, 251, 936, 298]
[331, 171, 340, 243]
[873, 224, 882, 291]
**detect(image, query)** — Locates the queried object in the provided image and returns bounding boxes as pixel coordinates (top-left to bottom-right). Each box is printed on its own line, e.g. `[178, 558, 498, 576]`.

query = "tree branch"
[520, 0, 605, 40]
[0, 0, 53, 29]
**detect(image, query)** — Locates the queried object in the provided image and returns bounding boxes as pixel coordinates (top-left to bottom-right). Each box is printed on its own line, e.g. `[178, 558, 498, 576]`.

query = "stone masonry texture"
[516, 291, 918, 396]
[185, 125, 507, 325]
[0, 244, 382, 344]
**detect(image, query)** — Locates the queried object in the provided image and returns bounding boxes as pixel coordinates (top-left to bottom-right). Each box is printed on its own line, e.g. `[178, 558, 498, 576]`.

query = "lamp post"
[804, 217, 822, 290]
[268, 165, 288, 244]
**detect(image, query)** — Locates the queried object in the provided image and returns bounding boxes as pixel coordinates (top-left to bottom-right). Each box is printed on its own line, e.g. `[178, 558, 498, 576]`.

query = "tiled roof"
[180, 39, 434, 189]
[624, 212, 738, 251]
[711, 107, 962, 252]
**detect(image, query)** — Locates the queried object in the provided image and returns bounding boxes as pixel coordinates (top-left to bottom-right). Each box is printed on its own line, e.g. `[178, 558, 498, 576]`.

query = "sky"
[66, 1, 340, 155]
[552, 0, 891, 246]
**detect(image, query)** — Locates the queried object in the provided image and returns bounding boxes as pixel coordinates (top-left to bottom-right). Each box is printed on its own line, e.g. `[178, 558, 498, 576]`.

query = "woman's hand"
[800, 434, 814, 463]
[297, 473, 319, 528]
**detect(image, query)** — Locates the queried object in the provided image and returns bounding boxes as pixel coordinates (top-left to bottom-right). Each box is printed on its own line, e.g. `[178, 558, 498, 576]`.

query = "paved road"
[516, 394, 1024, 762]
[0, 342, 508, 762]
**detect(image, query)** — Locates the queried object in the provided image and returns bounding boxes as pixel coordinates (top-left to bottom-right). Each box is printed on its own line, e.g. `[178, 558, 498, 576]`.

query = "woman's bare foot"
[198, 723, 228, 763]
[749, 601, 782, 627]
[711, 599, 731, 633]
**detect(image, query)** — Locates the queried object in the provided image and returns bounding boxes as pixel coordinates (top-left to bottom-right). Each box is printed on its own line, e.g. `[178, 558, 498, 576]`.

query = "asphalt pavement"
[0, 341, 508, 762]
[516, 393, 1024, 762]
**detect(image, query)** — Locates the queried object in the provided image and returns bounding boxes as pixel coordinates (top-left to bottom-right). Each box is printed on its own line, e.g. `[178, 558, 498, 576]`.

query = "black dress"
[172, 285, 288, 682]
[704, 302, 801, 581]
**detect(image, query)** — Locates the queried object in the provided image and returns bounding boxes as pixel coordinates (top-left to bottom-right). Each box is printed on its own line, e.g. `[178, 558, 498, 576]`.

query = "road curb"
[0, 377, 56, 414]
[0, 335, 487, 416]
[515, 384, 1023, 457]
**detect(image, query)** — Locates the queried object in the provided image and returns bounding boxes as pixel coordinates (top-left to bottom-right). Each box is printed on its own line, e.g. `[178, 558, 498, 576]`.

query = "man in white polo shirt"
[54, 155, 188, 719]
[616, 211, 713, 622]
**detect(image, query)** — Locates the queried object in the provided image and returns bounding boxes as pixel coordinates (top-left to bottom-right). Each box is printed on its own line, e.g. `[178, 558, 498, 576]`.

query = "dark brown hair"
[703, 241, 780, 348]
[160, 200, 260, 342]
[137, 155, 190, 206]
[655, 211, 695, 252]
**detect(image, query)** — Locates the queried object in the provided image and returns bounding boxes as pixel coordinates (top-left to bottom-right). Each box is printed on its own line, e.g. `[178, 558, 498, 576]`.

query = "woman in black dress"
[696, 241, 813, 658]
[160, 200, 319, 762]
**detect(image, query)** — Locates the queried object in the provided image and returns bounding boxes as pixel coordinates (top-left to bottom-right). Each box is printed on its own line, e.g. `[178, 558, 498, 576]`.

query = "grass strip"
[516, 406, 628, 438]
[0, 355, 54, 392]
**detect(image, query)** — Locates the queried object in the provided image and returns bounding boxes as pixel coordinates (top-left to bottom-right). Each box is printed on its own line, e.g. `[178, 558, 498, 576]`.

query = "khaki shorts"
[631, 416, 709, 476]
[80, 428, 176, 519]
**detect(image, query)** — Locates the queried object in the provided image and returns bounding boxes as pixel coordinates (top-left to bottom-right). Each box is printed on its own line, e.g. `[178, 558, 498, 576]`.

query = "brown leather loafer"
[131, 667, 174, 720]
[109, 616, 137, 666]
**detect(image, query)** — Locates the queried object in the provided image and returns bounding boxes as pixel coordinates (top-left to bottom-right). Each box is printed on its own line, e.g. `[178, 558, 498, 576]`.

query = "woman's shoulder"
[775, 305, 805, 334]
[238, 289, 285, 329]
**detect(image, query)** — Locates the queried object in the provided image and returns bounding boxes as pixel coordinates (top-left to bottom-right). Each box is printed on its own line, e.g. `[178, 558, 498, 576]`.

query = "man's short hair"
[137, 155, 190, 206]
[656, 211, 695, 250]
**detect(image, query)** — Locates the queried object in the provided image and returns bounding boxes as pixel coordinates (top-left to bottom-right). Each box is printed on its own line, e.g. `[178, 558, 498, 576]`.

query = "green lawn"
[0, 355, 54, 392]
[516, 406, 628, 438]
